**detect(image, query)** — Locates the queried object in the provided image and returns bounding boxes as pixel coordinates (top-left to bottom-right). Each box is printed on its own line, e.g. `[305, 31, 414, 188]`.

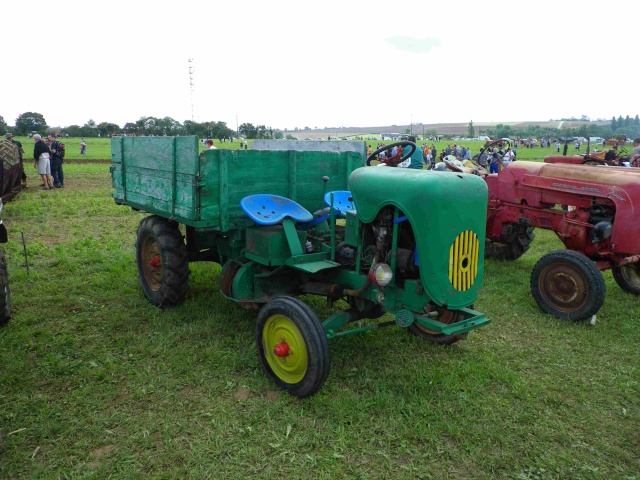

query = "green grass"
[0, 164, 638, 479]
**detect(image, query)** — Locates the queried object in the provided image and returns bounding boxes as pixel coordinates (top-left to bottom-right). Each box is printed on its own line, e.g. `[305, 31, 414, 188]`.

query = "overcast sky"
[3, 0, 637, 131]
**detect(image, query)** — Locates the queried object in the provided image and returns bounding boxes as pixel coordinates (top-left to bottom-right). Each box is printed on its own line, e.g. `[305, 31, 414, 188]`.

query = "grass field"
[0, 155, 638, 478]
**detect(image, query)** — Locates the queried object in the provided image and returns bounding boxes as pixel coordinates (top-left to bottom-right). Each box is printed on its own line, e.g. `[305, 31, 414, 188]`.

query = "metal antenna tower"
[188, 58, 196, 122]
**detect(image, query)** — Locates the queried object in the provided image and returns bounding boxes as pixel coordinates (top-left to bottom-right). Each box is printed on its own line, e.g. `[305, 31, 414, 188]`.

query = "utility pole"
[188, 58, 196, 122]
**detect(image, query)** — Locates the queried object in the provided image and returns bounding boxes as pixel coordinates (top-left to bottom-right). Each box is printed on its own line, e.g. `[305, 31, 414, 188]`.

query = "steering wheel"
[366, 141, 417, 166]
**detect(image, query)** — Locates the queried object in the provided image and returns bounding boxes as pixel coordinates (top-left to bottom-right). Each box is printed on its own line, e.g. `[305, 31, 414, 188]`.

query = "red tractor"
[484, 161, 640, 321]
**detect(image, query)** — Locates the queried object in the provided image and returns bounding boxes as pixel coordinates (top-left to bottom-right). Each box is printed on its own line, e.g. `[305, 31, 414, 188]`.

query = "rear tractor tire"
[612, 263, 640, 295]
[136, 215, 190, 307]
[530, 250, 605, 321]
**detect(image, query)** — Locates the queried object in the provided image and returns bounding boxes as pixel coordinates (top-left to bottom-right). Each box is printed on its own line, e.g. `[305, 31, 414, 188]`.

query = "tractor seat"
[240, 194, 313, 226]
[324, 190, 355, 217]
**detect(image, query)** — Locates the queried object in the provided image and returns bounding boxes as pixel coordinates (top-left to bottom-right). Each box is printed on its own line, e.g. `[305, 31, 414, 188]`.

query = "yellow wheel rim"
[262, 314, 308, 384]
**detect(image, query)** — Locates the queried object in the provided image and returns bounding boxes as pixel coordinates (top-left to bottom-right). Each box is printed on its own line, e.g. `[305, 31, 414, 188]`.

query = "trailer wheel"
[530, 250, 605, 321]
[612, 264, 640, 295]
[485, 224, 535, 260]
[256, 296, 330, 397]
[136, 215, 190, 307]
[0, 248, 11, 326]
[408, 307, 466, 345]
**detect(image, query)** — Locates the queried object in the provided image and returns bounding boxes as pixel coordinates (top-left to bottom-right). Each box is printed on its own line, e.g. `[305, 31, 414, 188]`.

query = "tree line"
[0, 112, 284, 140]
[2, 111, 639, 141]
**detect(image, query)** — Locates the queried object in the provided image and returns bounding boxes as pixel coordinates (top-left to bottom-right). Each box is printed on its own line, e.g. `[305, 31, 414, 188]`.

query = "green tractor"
[112, 137, 490, 397]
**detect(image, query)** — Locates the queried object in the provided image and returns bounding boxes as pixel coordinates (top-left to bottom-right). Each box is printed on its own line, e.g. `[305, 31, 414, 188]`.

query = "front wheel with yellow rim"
[256, 296, 330, 398]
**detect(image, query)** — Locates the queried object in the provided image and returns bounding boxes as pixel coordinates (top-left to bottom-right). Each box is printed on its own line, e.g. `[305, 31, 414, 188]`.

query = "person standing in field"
[33, 134, 54, 190]
[205, 139, 217, 149]
[80, 138, 87, 155]
[48, 134, 64, 188]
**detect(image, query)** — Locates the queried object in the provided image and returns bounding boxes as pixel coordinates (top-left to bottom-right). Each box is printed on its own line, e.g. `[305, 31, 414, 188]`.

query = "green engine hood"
[348, 167, 488, 309]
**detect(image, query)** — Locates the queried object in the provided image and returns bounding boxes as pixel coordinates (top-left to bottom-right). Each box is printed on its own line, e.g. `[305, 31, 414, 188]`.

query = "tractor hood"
[348, 167, 489, 309]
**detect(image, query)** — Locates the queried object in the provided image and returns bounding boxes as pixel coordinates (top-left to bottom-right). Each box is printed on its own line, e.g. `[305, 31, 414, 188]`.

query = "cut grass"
[0, 164, 638, 479]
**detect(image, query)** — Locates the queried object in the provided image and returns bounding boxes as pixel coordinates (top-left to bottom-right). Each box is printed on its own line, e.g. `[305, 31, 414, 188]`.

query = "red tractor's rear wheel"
[612, 264, 640, 295]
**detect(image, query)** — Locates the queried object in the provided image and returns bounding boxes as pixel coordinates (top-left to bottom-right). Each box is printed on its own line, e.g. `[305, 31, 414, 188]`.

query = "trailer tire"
[530, 250, 605, 321]
[256, 296, 330, 397]
[485, 224, 535, 260]
[612, 264, 640, 295]
[0, 248, 11, 326]
[136, 215, 190, 307]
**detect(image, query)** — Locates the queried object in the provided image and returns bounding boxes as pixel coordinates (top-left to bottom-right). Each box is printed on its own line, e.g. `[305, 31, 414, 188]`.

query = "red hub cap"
[149, 254, 161, 269]
[273, 342, 290, 357]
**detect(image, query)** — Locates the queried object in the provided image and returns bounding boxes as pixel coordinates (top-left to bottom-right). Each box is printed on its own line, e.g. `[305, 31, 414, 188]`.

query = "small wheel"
[136, 215, 190, 307]
[530, 250, 605, 321]
[0, 248, 11, 326]
[408, 306, 466, 345]
[612, 264, 640, 295]
[256, 296, 330, 397]
[485, 224, 536, 260]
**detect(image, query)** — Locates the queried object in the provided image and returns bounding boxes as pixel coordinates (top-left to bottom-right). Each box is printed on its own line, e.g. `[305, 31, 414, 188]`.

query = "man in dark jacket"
[48, 135, 64, 188]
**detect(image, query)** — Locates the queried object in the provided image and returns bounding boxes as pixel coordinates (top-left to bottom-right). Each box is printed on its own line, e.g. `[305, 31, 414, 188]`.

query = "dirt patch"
[233, 386, 251, 402]
[89, 444, 117, 458]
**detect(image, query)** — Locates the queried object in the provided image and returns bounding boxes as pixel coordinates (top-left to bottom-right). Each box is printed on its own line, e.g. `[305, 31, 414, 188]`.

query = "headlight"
[369, 263, 393, 287]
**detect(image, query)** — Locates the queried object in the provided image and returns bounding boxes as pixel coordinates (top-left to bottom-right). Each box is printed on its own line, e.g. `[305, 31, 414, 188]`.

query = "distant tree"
[273, 130, 284, 140]
[0, 115, 7, 135]
[155, 117, 183, 136]
[467, 120, 475, 138]
[625, 115, 631, 127]
[239, 123, 258, 139]
[123, 122, 138, 136]
[580, 115, 590, 121]
[15, 112, 48, 135]
[97, 122, 121, 137]
[495, 124, 514, 139]
[183, 120, 206, 138]
[635, 115, 640, 126]
[611, 117, 617, 132]
[62, 125, 83, 137]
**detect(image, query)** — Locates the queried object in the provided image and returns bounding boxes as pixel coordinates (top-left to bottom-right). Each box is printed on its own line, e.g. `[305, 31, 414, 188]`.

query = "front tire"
[0, 248, 11, 326]
[612, 264, 640, 295]
[256, 296, 330, 397]
[135, 215, 189, 307]
[530, 250, 605, 321]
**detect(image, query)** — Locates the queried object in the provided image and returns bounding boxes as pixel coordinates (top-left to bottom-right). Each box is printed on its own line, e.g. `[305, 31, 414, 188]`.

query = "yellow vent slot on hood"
[448, 230, 479, 292]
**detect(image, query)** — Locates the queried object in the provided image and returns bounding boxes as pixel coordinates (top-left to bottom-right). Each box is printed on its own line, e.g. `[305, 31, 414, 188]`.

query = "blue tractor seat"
[240, 194, 313, 226]
[324, 190, 355, 217]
